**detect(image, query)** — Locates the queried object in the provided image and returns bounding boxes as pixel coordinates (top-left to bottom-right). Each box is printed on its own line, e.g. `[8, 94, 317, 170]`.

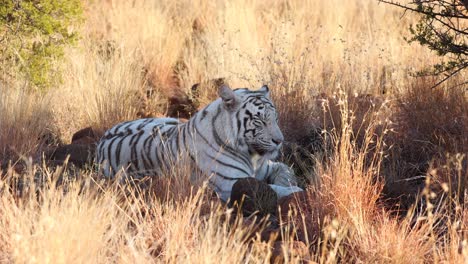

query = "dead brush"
[0, 159, 271, 263]
[0, 86, 54, 163]
[293, 88, 430, 262]
[0, 162, 127, 263]
[383, 78, 467, 212]
[299, 87, 467, 263]
[389, 78, 466, 176]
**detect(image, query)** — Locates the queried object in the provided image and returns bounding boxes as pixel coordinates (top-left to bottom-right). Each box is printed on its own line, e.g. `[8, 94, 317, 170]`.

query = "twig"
[379, 0, 468, 18]
[430, 63, 468, 88]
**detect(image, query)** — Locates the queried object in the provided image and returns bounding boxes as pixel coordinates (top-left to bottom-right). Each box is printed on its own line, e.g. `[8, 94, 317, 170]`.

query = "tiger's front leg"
[268, 184, 303, 198]
[256, 160, 303, 198]
[266, 161, 298, 186]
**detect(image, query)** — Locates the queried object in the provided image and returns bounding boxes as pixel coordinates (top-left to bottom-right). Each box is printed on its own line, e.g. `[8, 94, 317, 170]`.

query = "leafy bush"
[0, 0, 83, 90]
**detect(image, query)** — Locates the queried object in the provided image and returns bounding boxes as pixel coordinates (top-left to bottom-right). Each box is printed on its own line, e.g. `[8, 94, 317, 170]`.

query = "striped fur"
[96, 85, 302, 201]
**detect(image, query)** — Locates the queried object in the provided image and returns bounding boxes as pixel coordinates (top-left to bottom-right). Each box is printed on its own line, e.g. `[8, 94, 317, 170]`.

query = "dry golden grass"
[0, 85, 54, 163]
[0, 0, 467, 263]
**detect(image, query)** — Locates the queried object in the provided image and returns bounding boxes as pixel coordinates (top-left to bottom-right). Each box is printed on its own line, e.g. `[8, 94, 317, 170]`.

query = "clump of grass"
[290, 90, 450, 263]
[51, 43, 151, 139]
[383, 78, 467, 210]
[392, 78, 466, 166]
[84, 0, 197, 92]
[0, 85, 54, 162]
[0, 163, 280, 263]
[0, 167, 130, 263]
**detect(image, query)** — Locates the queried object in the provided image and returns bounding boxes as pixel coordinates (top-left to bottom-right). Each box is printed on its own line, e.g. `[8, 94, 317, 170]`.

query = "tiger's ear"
[259, 85, 270, 98]
[219, 85, 239, 110]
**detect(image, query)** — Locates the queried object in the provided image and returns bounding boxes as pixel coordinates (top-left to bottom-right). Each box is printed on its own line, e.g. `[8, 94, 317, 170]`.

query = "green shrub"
[0, 0, 83, 90]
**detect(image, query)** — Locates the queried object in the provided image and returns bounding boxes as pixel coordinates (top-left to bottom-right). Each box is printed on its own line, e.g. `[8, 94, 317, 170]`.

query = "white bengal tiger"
[96, 85, 303, 201]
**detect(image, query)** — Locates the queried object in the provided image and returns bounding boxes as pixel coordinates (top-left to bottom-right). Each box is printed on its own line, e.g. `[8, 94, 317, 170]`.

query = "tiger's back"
[96, 117, 182, 178]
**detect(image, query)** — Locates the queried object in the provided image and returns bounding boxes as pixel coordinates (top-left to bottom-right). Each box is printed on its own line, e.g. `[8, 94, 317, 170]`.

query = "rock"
[166, 78, 227, 119]
[271, 240, 311, 263]
[230, 178, 278, 217]
[166, 95, 196, 119]
[0, 161, 26, 175]
[47, 143, 95, 168]
[71, 127, 99, 145]
[42, 127, 100, 168]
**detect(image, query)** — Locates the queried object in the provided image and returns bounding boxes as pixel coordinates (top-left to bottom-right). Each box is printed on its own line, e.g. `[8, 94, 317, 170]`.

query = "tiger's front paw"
[270, 163, 298, 187]
[288, 186, 304, 193]
[269, 184, 304, 199]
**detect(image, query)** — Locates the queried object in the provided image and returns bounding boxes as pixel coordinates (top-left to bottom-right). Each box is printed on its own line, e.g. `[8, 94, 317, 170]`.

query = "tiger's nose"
[272, 137, 283, 146]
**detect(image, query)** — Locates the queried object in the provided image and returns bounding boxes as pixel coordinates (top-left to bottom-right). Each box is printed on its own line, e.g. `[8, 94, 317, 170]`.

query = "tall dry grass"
[0, 85, 54, 163]
[0, 165, 284, 263]
[0, 0, 467, 263]
[312, 92, 431, 263]
[47, 0, 465, 140]
[52, 44, 147, 137]
[1, 89, 465, 263]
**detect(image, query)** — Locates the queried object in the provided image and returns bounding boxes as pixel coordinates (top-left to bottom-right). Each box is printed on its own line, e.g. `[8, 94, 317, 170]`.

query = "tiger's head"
[219, 85, 284, 160]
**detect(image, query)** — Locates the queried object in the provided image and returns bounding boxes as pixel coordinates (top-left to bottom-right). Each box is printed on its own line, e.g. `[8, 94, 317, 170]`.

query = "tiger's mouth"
[249, 142, 280, 159]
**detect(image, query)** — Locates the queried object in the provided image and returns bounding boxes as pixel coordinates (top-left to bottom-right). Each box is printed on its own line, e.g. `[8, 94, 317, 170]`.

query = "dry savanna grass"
[0, 0, 467, 263]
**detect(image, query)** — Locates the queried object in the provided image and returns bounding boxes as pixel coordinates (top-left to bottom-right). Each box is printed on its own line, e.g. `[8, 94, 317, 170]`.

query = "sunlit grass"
[0, 0, 466, 263]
